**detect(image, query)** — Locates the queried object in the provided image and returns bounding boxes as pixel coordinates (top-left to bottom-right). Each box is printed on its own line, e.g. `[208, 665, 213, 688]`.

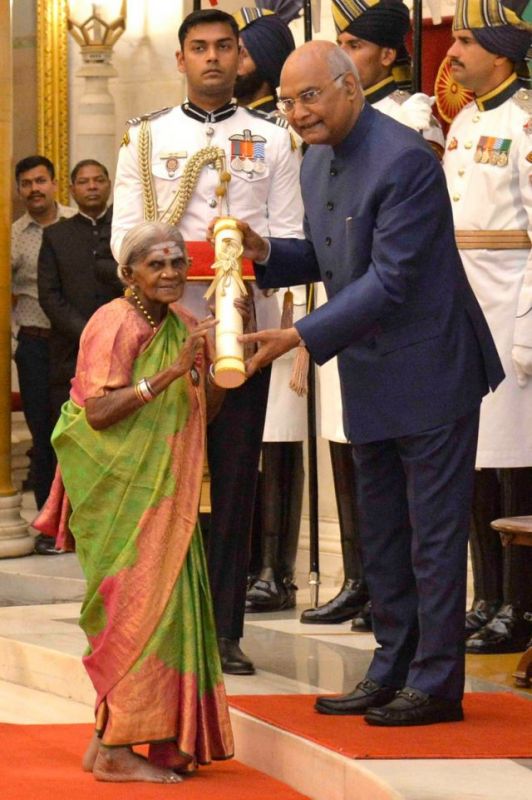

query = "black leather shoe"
[315, 678, 397, 715]
[34, 534, 62, 556]
[351, 600, 373, 632]
[364, 687, 463, 727]
[246, 577, 297, 612]
[217, 638, 255, 675]
[465, 599, 501, 636]
[300, 579, 369, 624]
[465, 603, 532, 654]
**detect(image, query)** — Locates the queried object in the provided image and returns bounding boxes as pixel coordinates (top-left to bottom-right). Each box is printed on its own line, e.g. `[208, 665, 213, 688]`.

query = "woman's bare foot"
[93, 746, 183, 783]
[82, 732, 100, 772]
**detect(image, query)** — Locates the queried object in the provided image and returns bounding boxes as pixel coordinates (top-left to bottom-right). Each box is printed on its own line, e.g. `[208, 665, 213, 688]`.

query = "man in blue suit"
[232, 40, 504, 726]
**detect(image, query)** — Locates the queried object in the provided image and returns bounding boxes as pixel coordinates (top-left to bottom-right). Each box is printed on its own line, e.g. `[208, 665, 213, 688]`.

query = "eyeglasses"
[276, 72, 347, 115]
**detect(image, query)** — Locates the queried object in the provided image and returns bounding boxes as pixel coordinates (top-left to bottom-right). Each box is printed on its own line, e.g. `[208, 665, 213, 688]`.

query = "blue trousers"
[14, 332, 54, 509]
[352, 408, 480, 701]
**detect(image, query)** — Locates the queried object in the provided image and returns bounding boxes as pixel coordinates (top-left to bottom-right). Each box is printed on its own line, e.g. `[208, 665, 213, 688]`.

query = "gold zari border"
[36, 0, 69, 204]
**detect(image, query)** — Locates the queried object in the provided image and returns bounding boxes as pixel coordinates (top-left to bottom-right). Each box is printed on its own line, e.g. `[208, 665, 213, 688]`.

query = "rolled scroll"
[205, 217, 247, 388]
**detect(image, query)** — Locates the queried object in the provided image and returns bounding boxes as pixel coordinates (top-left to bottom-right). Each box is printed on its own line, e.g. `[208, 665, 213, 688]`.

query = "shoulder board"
[246, 107, 290, 129]
[512, 87, 532, 115]
[125, 106, 172, 130]
[390, 89, 411, 106]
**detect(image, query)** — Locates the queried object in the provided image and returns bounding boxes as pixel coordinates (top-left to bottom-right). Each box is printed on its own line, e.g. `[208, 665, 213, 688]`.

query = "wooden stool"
[490, 516, 532, 688]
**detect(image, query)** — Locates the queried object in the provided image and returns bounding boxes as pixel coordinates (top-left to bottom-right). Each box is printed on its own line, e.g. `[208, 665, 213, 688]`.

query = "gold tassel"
[289, 342, 310, 397]
[280, 288, 293, 329]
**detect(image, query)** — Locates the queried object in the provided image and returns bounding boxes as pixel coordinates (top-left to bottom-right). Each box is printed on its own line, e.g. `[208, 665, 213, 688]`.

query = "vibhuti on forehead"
[147, 240, 185, 259]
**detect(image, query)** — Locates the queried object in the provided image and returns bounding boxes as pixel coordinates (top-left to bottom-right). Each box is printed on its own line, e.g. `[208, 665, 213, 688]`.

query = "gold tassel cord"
[162, 146, 229, 226]
[137, 120, 229, 225]
[203, 238, 247, 301]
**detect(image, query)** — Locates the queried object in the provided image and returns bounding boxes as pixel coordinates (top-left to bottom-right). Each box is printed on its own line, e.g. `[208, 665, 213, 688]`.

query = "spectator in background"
[36, 159, 122, 555]
[39, 159, 121, 420]
[11, 155, 75, 521]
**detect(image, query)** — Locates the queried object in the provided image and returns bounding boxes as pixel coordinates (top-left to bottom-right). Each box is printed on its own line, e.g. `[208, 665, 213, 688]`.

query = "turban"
[331, 0, 410, 46]
[331, 0, 412, 85]
[234, 9, 295, 89]
[453, 0, 531, 62]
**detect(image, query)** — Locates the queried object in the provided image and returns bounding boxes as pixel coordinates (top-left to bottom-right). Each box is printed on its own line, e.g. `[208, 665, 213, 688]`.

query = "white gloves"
[392, 93, 435, 132]
[512, 345, 532, 388]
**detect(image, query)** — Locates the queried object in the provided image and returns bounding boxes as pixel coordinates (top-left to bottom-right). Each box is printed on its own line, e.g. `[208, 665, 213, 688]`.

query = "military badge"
[160, 152, 187, 178]
[229, 129, 267, 175]
[120, 130, 130, 148]
[447, 137, 458, 151]
[526, 151, 532, 164]
[474, 136, 512, 167]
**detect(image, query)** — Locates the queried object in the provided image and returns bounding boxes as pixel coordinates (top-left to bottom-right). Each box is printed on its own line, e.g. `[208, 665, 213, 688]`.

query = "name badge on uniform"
[229, 129, 267, 176]
[160, 152, 188, 177]
[474, 136, 511, 167]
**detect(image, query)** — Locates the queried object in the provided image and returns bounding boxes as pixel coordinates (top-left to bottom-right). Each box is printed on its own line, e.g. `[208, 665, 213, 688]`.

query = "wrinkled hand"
[206, 217, 269, 262]
[512, 345, 532, 388]
[239, 327, 301, 377]
[393, 93, 434, 132]
[173, 316, 218, 376]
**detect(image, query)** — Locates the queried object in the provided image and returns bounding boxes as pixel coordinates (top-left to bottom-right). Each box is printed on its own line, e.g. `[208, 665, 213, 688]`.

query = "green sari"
[45, 299, 233, 765]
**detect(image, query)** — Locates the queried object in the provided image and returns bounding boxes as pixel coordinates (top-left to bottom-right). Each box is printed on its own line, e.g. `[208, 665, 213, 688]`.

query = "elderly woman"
[34, 222, 234, 783]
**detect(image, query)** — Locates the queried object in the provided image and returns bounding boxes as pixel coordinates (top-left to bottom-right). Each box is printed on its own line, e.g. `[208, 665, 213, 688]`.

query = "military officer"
[111, 8, 304, 674]
[443, 0, 532, 654]
[231, 6, 307, 613]
[301, 0, 444, 628]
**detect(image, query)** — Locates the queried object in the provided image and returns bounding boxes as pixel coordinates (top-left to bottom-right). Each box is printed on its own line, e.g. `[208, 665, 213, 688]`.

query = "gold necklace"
[130, 290, 158, 331]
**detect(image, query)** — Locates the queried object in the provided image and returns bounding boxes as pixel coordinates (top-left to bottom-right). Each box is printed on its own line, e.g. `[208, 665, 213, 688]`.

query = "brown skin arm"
[85, 317, 218, 430]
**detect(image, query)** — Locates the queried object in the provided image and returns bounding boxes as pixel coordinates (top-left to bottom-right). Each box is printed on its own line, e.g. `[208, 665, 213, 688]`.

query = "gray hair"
[325, 46, 360, 84]
[117, 222, 188, 283]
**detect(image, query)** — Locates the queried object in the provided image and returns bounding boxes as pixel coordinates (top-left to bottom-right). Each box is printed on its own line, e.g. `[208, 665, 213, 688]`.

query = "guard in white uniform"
[301, 0, 444, 627]
[232, 6, 307, 613]
[443, 0, 532, 653]
[112, 9, 304, 675]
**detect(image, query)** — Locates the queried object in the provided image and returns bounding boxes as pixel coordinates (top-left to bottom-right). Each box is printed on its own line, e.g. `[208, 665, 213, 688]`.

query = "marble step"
[0, 552, 85, 606]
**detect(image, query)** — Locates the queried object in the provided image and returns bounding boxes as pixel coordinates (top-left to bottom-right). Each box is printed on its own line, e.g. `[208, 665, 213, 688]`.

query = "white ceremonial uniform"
[112, 103, 303, 327]
[317, 81, 444, 443]
[112, 101, 306, 443]
[443, 79, 532, 468]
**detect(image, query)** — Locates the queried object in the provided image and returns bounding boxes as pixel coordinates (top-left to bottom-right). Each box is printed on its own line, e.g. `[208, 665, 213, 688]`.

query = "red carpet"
[0, 723, 310, 800]
[228, 693, 532, 759]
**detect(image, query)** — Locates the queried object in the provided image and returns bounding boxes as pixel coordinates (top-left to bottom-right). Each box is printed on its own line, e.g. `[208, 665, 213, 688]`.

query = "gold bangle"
[134, 383, 147, 404]
[207, 364, 216, 386]
[135, 379, 152, 404]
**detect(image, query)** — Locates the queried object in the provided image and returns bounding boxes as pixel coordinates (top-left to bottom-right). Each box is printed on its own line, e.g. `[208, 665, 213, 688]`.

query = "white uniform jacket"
[112, 101, 306, 440]
[443, 77, 532, 468]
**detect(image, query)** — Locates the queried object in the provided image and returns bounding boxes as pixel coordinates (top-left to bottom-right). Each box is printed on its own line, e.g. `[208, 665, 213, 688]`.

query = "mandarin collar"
[332, 101, 372, 159]
[475, 74, 522, 112]
[364, 76, 397, 105]
[181, 98, 238, 123]
[77, 206, 110, 225]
